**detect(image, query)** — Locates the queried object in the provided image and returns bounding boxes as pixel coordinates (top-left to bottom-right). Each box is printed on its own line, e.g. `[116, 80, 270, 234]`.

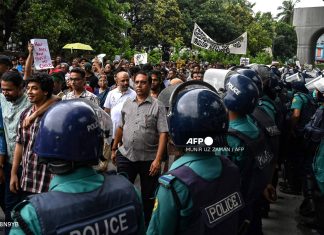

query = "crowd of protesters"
[1, 41, 324, 235]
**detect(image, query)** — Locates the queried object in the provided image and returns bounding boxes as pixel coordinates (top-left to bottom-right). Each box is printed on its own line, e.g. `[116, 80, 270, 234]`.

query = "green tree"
[122, 0, 185, 50]
[0, 0, 27, 51]
[141, 0, 185, 48]
[272, 21, 297, 61]
[246, 22, 272, 57]
[177, 0, 208, 46]
[276, 0, 300, 25]
[14, 0, 129, 55]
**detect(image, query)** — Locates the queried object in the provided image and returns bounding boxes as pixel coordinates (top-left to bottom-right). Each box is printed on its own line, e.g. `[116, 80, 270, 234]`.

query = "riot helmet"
[168, 80, 228, 148]
[223, 74, 259, 115]
[203, 68, 236, 94]
[157, 84, 181, 109]
[314, 77, 324, 102]
[236, 68, 263, 96]
[249, 64, 280, 99]
[34, 99, 112, 174]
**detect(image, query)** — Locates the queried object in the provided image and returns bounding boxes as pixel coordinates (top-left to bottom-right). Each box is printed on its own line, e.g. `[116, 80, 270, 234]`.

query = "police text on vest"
[204, 192, 243, 225]
[69, 213, 129, 235]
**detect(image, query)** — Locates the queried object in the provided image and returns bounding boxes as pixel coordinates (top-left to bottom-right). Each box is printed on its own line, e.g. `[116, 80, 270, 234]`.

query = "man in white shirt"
[104, 71, 136, 142]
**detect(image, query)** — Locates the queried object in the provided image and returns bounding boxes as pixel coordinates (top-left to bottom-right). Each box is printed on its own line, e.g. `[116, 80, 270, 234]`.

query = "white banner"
[134, 53, 148, 65]
[191, 23, 247, 55]
[30, 39, 53, 70]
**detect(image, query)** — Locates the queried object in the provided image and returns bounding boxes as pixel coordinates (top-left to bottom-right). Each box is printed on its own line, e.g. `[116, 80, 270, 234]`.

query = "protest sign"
[96, 53, 106, 65]
[191, 23, 247, 55]
[240, 57, 250, 66]
[30, 39, 53, 70]
[134, 53, 148, 65]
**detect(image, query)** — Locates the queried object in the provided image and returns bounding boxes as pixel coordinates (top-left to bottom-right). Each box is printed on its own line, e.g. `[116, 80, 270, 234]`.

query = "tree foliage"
[0, 0, 299, 64]
[13, 0, 129, 55]
[0, 0, 26, 52]
[122, 0, 185, 50]
[273, 21, 297, 61]
[276, 0, 300, 25]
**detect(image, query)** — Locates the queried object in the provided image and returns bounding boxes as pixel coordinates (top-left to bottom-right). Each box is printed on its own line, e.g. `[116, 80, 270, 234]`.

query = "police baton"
[238, 219, 250, 235]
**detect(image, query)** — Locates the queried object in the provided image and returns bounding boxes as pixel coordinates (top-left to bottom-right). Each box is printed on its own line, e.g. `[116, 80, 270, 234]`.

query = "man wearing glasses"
[111, 71, 168, 226]
[62, 67, 99, 106]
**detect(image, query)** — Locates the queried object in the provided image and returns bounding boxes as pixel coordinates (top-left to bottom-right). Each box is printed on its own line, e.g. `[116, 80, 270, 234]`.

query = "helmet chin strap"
[47, 161, 75, 175]
[44, 160, 99, 175]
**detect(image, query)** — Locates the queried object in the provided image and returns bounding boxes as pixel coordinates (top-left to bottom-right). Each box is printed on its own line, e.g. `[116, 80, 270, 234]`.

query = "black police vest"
[169, 157, 244, 235]
[27, 173, 142, 235]
[251, 101, 280, 181]
[304, 107, 324, 143]
[228, 128, 272, 207]
[228, 128, 274, 171]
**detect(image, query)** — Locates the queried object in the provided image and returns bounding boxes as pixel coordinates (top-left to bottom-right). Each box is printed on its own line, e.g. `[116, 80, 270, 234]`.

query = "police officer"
[10, 99, 145, 235]
[238, 67, 281, 218]
[283, 79, 317, 195]
[298, 78, 324, 229]
[221, 74, 272, 235]
[147, 81, 243, 235]
[311, 79, 324, 195]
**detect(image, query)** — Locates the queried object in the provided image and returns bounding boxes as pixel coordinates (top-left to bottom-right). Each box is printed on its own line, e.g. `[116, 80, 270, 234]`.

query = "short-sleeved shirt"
[103, 88, 136, 138]
[290, 92, 309, 111]
[0, 93, 30, 163]
[118, 96, 168, 162]
[16, 106, 52, 193]
[62, 90, 100, 106]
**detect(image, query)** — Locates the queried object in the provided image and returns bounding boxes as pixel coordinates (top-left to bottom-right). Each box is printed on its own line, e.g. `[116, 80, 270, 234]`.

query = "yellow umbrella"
[62, 43, 93, 51]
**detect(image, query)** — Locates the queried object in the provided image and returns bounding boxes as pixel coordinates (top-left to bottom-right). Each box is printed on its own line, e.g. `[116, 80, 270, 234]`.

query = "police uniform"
[290, 92, 317, 128]
[218, 117, 270, 235]
[285, 92, 317, 194]
[313, 106, 324, 195]
[258, 95, 277, 122]
[9, 99, 145, 235]
[147, 153, 243, 235]
[158, 80, 242, 234]
[10, 167, 145, 235]
[291, 92, 312, 114]
[216, 116, 259, 171]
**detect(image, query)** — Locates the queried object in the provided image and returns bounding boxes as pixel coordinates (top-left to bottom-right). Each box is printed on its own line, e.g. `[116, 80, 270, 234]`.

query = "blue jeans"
[4, 162, 22, 235]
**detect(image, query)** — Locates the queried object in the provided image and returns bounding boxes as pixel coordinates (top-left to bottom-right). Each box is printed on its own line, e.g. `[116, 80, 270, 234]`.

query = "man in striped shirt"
[10, 73, 56, 197]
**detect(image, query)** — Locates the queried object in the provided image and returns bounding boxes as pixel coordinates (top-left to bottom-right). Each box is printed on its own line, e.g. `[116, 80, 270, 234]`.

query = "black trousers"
[116, 151, 159, 226]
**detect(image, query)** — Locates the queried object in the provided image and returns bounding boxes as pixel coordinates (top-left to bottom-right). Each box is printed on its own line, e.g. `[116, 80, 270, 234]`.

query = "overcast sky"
[251, 0, 324, 16]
